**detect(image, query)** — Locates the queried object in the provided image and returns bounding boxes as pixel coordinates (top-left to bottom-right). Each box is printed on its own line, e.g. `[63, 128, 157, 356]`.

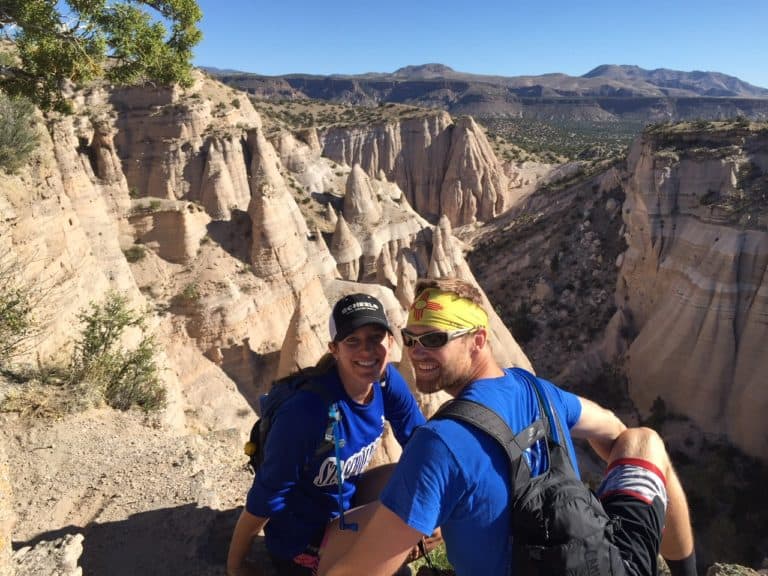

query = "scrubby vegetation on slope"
[250, 98, 441, 136]
[480, 115, 643, 163]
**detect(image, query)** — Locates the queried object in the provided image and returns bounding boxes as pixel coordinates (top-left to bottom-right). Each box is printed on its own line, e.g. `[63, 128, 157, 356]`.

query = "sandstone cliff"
[322, 112, 511, 226]
[617, 124, 768, 461]
[0, 93, 139, 365]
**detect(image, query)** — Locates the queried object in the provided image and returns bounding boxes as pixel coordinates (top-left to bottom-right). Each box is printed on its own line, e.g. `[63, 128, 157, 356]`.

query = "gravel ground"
[2, 407, 267, 575]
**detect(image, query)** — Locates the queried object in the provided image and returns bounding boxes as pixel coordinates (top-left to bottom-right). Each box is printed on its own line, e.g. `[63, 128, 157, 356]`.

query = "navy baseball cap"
[329, 293, 391, 342]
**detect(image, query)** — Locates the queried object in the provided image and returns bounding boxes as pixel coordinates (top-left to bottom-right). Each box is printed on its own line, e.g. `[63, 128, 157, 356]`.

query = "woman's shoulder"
[274, 370, 342, 418]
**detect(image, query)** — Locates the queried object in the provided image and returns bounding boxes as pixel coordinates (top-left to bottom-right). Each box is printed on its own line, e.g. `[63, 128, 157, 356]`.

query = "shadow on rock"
[14, 505, 275, 576]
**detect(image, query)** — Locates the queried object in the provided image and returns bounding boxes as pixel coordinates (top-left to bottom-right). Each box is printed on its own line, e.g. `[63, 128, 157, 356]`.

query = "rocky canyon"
[1, 70, 767, 575]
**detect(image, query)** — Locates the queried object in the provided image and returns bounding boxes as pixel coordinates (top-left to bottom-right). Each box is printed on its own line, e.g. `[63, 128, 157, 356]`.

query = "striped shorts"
[596, 458, 668, 576]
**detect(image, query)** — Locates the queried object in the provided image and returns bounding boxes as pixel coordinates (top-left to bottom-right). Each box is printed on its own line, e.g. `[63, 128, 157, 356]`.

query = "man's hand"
[405, 528, 443, 563]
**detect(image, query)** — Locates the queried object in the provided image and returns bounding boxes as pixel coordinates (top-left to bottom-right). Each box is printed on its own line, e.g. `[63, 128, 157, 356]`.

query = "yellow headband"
[407, 288, 488, 331]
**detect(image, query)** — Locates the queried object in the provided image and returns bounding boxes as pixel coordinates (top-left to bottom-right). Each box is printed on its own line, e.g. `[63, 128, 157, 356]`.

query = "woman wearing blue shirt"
[227, 293, 426, 576]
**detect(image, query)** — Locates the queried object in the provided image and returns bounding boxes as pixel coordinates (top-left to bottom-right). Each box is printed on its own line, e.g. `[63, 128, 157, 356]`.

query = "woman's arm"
[226, 508, 269, 576]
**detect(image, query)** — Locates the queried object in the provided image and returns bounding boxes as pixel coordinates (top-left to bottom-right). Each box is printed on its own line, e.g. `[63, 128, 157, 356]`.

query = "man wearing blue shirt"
[320, 277, 696, 576]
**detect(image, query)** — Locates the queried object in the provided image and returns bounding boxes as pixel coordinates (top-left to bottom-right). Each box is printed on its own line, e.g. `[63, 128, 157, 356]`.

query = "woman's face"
[330, 324, 392, 397]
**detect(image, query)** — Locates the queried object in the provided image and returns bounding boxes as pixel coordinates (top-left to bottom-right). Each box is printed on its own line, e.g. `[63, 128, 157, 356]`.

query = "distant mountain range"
[207, 63, 768, 123]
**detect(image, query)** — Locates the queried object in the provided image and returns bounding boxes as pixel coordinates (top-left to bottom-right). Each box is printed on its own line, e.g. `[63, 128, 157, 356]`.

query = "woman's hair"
[414, 277, 485, 308]
[275, 353, 337, 385]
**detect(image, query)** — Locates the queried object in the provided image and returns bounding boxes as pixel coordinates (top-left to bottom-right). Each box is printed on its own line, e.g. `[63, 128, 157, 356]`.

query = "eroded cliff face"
[110, 76, 260, 215]
[2, 72, 530, 418]
[321, 112, 511, 226]
[618, 125, 768, 460]
[0, 96, 138, 364]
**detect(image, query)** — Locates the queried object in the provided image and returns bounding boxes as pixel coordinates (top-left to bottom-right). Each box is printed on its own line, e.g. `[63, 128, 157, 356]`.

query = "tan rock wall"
[322, 112, 510, 226]
[619, 131, 768, 460]
[199, 135, 251, 219]
[0, 118, 134, 363]
[130, 202, 211, 264]
[111, 73, 260, 216]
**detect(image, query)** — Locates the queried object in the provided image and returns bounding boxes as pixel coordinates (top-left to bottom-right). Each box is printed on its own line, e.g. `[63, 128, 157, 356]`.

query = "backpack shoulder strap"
[511, 368, 577, 475]
[296, 375, 338, 460]
[270, 373, 337, 461]
[432, 399, 545, 484]
[298, 374, 335, 402]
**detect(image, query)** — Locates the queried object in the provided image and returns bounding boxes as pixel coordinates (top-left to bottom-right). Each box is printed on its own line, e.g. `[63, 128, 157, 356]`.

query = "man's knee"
[610, 427, 669, 470]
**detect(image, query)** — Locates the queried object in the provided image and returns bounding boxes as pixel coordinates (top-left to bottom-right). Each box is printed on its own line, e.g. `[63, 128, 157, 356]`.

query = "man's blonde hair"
[413, 277, 485, 309]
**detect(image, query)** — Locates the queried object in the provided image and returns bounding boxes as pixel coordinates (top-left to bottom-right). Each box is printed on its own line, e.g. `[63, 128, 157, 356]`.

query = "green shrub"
[180, 283, 200, 302]
[123, 245, 146, 263]
[410, 542, 453, 573]
[0, 92, 38, 174]
[131, 199, 163, 214]
[0, 285, 32, 363]
[69, 292, 165, 412]
[0, 253, 37, 369]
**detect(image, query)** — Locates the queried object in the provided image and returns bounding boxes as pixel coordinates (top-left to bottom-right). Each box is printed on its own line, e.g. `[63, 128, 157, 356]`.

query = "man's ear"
[328, 341, 338, 355]
[473, 328, 489, 349]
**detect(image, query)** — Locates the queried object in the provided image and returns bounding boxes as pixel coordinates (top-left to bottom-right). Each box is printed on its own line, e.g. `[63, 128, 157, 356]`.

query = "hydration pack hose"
[327, 402, 358, 531]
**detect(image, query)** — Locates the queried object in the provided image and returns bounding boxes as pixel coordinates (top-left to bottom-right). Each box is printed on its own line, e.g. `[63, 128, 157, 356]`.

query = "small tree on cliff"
[0, 0, 202, 112]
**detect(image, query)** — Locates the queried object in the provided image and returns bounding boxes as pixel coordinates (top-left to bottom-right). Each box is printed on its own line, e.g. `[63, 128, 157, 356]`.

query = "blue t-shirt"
[381, 368, 583, 576]
[246, 363, 425, 559]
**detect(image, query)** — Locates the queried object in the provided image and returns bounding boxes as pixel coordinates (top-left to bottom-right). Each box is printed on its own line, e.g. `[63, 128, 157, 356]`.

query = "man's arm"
[569, 396, 627, 462]
[319, 503, 424, 576]
[226, 508, 268, 576]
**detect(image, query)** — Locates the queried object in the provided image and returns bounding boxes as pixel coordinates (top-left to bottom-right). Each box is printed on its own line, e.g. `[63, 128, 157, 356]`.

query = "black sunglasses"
[400, 327, 478, 349]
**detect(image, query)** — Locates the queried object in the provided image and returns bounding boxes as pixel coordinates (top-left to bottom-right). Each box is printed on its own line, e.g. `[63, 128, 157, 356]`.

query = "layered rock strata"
[322, 112, 510, 226]
[276, 278, 333, 379]
[618, 126, 768, 460]
[329, 215, 362, 280]
[129, 200, 211, 264]
[111, 73, 261, 212]
[343, 164, 382, 224]
[0, 109, 136, 363]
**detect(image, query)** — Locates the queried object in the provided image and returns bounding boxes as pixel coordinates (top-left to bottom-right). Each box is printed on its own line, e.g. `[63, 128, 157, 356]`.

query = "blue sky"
[191, 0, 768, 88]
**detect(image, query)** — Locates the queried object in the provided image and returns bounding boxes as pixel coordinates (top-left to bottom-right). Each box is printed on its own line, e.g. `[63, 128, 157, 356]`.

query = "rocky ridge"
[214, 65, 768, 123]
[321, 112, 513, 226]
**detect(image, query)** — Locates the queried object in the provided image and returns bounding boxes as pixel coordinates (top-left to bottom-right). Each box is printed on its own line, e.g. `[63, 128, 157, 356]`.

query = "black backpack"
[244, 373, 336, 474]
[432, 368, 624, 576]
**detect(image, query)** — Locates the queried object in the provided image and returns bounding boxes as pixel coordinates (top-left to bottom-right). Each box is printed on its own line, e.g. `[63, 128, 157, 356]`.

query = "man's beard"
[415, 367, 468, 396]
